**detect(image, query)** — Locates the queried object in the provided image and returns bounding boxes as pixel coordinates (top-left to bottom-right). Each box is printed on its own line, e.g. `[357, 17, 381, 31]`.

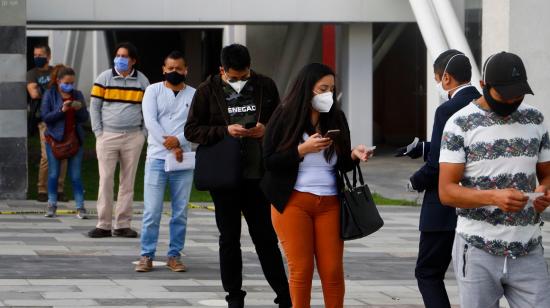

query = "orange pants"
[271, 190, 345, 308]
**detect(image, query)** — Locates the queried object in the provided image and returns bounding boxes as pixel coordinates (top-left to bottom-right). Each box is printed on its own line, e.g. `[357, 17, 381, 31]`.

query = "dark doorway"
[26, 36, 49, 71]
[104, 29, 223, 88]
[373, 23, 427, 147]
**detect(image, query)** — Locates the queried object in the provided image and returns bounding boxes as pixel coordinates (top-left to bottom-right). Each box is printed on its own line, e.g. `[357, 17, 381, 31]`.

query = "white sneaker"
[76, 208, 88, 219]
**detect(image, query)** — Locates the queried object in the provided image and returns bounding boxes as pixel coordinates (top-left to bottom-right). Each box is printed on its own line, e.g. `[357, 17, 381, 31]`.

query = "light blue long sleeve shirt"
[142, 82, 196, 160]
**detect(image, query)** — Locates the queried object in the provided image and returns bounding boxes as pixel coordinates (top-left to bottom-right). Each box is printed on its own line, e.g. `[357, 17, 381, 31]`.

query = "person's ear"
[219, 66, 225, 75]
[443, 73, 451, 86]
[479, 80, 485, 88]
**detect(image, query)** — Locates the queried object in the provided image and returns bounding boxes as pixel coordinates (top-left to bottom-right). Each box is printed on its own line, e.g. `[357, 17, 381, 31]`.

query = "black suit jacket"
[261, 109, 355, 213]
[410, 86, 481, 231]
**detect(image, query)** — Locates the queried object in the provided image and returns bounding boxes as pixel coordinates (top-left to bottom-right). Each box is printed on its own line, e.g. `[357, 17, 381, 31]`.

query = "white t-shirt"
[294, 133, 338, 196]
[439, 101, 550, 257]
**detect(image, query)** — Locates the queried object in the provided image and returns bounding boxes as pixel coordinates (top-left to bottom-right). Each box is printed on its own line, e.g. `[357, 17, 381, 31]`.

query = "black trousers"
[210, 180, 291, 304]
[415, 230, 455, 308]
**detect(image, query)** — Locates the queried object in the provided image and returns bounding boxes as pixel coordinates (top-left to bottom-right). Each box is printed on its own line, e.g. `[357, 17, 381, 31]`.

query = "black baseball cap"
[483, 51, 534, 99]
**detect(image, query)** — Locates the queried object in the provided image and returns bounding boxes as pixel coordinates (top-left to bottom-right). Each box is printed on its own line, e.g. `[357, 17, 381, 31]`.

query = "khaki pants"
[38, 122, 67, 194]
[96, 130, 145, 230]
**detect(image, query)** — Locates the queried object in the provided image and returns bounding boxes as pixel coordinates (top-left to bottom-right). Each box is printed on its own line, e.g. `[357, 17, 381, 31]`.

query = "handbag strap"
[354, 162, 365, 186]
[340, 168, 353, 190]
[211, 84, 230, 126]
[342, 162, 365, 190]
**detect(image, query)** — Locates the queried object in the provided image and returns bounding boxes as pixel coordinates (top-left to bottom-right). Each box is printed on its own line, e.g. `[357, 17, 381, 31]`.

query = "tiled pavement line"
[0, 206, 531, 307]
[0, 278, 448, 307]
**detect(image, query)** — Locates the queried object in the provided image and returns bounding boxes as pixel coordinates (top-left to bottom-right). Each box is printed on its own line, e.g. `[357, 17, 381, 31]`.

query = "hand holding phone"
[298, 133, 332, 157]
[367, 146, 376, 158]
[352, 145, 375, 161]
[244, 122, 256, 129]
[70, 101, 82, 110]
[324, 129, 341, 140]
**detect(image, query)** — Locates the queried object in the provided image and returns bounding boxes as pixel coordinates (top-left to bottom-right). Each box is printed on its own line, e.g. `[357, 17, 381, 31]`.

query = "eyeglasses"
[225, 72, 250, 83]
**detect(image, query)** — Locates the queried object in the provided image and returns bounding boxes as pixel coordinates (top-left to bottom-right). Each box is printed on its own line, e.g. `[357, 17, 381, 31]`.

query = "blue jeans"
[45, 142, 84, 208]
[140, 158, 194, 258]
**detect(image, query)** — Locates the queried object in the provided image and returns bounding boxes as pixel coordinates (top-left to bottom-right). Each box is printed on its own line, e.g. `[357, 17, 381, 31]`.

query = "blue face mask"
[114, 57, 130, 72]
[59, 83, 73, 93]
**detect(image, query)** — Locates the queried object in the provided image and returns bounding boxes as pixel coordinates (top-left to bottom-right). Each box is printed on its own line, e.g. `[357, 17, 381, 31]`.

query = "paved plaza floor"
[1, 201, 540, 307]
[0, 154, 547, 307]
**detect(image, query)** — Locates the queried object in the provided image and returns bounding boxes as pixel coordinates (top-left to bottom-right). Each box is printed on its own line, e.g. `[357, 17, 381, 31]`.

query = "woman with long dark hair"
[261, 63, 372, 307]
[41, 65, 89, 218]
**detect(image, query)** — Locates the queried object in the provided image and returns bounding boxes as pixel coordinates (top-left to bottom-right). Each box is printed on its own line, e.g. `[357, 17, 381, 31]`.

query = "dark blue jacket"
[40, 87, 89, 144]
[410, 86, 481, 231]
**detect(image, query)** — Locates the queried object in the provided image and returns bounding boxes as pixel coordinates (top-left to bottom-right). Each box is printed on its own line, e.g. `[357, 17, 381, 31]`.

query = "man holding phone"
[439, 51, 550, 307]
[185, 44, 291, 308]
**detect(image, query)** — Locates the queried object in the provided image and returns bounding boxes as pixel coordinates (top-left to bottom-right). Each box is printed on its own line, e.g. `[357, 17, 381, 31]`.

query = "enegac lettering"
[227, 105, 256, 114]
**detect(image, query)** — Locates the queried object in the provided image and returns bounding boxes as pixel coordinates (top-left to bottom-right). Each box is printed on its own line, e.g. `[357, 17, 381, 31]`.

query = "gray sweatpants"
[452, 235, 550, 308]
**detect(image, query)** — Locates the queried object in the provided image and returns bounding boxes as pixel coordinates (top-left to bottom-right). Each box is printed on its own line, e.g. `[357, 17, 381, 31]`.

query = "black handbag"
[194, 135, 242, 191]
[339, 163, 384, 240]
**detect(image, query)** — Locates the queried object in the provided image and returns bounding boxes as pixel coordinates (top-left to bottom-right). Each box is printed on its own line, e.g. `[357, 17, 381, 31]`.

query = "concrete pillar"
[274, 23, 305, 92]
[0, 0, 27, 199]
[482, 0, 550, 118]
[426, 0, 466, 140]
[223, 25, 246, 47]
[426, 51, 439, 140]
[339, 23, 373, 147]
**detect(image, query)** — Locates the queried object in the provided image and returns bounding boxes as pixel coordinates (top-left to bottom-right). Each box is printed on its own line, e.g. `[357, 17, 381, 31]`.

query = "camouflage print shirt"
[223, 81, 262, 179]
[440, 101, 550, 257]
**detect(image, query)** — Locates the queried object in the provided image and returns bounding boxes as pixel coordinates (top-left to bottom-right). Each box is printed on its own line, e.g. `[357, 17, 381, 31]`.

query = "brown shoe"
[166, 256, 187, 272]
[37, 193, 48, 202]
[135, 256, 153, 272]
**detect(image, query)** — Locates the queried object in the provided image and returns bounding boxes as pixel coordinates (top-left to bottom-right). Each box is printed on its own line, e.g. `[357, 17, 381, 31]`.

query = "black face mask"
[34, 56, 48, 68]
[165, 71, 186, 85]
[483, 86, 523, 117]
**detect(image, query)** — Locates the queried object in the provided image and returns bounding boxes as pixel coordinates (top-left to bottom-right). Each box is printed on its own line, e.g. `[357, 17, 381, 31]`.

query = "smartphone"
[367, 146, 376, 158]
[244, 122, 256, 129]
[70, 101, 82, 109]
[525, 192, 544, 201]
[324, 129, 341, 140]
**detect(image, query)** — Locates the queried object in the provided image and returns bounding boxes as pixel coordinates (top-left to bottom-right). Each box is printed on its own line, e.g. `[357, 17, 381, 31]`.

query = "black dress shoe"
[275, 295, 292, 308]
[88, 228, 112, 238]
[226, 290, 246, 308]
[113, 228, 138, 238]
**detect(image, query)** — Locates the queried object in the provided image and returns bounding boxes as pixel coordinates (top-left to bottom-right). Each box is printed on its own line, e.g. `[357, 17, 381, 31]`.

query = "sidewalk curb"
[0, 202, 215, 215]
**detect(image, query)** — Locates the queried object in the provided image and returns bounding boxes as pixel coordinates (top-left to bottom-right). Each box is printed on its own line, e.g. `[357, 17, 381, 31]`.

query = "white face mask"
[436, 77, 467, 102]
[227, 80, 248, 94]
[436, 81, 449, 100]
[224, 72, 249, 94]
[312, 92, 334, 113]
